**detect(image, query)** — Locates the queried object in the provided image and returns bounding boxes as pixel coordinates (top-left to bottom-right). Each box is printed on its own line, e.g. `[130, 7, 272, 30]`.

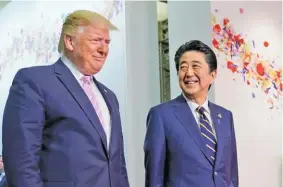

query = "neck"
[63, 53, 92, 75]
[183, 93, 207, 105]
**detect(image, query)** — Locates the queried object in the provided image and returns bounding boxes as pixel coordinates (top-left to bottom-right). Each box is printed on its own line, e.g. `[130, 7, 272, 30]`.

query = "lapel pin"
[217, 113, 222, 118]
[104, 89, 107, 93]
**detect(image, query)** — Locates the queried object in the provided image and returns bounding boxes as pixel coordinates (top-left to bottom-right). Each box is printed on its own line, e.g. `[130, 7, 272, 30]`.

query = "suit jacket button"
[214, 172, 218, 176]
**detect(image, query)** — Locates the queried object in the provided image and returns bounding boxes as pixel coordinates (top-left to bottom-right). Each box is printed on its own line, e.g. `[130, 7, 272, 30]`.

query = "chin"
[184, 91, 196, 97]
[183, 88, 199, 96]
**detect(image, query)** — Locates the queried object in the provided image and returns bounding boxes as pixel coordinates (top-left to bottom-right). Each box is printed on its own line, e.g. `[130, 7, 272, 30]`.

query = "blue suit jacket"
[0, 174, 7, 187]
[2, 59, 129, 187]
[144, 95, 238, 187]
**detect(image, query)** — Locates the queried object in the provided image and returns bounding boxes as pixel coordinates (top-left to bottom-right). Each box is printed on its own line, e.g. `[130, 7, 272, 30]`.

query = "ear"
[210, 69, 217, 84]
[64, 34, 75, 51]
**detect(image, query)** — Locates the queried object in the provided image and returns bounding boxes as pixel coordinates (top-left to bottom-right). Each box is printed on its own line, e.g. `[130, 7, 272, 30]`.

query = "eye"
[90, 38, 102, 43]
[193, 64, 200, 68]
[90, 39, 99, 43]
[180, 66, 188, 71]
[105, 39, 111, 44]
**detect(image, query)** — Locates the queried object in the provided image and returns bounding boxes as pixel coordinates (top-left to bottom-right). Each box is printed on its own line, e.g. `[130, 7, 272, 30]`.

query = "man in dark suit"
[144, 40, 238, 187]
[2, 10, 129, 187]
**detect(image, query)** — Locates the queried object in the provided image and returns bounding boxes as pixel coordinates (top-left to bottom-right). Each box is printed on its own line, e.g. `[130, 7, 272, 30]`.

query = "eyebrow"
[87, 32, 109, 38]
[87, 36, 111, 41]
[191, 60, 201, 64]
[180, 60, 201, 65]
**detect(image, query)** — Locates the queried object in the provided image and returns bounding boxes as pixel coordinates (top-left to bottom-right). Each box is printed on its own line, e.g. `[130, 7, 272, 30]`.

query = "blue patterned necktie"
[196, 106, 217, 164]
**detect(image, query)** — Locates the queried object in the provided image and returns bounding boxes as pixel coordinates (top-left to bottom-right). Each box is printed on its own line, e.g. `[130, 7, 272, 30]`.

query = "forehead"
[180, 51, 206, 64]
[80, 24, 110, 38]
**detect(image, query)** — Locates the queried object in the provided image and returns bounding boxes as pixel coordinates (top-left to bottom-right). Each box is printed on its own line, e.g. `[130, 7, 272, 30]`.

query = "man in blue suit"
[2, 10, 129, 187]
[144, 40, 238, 187]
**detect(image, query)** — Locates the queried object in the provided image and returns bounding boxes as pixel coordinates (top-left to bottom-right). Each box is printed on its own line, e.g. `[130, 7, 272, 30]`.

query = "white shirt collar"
[182, 93, 210, 114]
[61, 55, 85, 81]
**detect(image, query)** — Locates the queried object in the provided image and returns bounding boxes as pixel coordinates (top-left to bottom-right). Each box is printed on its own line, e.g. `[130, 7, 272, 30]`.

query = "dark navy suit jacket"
[144, 95, 238, 187]
[0, 173, 7, 187]
[2, 59, 129, 187]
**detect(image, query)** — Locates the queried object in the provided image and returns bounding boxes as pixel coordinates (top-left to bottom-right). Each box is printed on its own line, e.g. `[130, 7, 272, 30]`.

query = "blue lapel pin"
[217, 113, 222, 124]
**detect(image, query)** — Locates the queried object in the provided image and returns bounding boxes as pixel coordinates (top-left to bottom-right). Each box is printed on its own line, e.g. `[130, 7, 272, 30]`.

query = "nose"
[185, 66, 194, 77]
[97, 42, 109, 56]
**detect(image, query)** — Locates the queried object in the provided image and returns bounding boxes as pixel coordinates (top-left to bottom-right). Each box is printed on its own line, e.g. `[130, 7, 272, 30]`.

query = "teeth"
[184, 80, 198, 84]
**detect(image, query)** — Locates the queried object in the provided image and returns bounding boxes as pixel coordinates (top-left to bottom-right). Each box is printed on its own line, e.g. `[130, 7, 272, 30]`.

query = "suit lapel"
[93, 78, 120, 156]
[173, 95, 208, 159]
[94, 78, 113, 115]
[209, 102, 224, 166]
[54, 59, 108, 153]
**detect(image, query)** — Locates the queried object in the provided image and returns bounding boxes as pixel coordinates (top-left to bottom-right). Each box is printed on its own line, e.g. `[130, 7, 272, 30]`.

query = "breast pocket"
[43, 181, 73, 187]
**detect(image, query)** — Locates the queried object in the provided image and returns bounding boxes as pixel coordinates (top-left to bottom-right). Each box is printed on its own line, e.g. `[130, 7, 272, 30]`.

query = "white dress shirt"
[61, 55, 111, 148]
[183, 94, 217, 139]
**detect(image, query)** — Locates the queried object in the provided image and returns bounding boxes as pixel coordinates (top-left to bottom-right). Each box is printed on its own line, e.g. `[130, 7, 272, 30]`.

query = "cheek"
[178, 73, 184, 82]
[85, 43, 97, 53]
[199, 75, 212, 85]
[179, 70, 186, 77]
[88, 45, 96, 53]
[79, 45, 89, 54]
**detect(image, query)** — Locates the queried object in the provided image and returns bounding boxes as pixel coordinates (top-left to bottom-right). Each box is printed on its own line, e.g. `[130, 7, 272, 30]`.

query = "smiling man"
[144, 40, 238, 187]
[2, 10, 129, 187]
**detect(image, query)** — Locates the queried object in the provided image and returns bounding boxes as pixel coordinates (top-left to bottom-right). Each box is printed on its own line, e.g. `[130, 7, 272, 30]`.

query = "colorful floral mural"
[212, 9, 282, 109]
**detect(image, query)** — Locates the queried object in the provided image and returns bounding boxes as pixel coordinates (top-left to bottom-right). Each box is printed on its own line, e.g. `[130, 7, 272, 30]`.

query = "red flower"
[212, 38, 219, 49]
[223, 18, 230, 26]
[227, 61, 237, 73]
[213, 24, 221, 33]
[256, 63, 265, 76]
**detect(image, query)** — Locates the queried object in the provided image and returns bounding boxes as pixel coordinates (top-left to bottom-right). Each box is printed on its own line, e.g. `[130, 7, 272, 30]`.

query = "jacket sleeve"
[2, 69, 45, 187]
[230, 111, 239, 187]
[144, 108, 166, 187]
[113, 94, 130, 187]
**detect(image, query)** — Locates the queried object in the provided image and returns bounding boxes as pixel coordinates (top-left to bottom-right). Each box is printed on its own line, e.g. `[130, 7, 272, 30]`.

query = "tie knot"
[196, 106, 205, 114]
[80, 75, 92, 85]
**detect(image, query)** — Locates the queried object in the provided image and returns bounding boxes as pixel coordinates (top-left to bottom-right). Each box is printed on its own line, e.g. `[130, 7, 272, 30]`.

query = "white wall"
[211, 1, 282, 186]
[124, 2, 160, 187]
[167, 1, 215, 102]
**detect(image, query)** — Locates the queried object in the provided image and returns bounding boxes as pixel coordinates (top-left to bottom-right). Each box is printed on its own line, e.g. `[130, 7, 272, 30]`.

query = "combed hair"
[58, 10, 117, 53]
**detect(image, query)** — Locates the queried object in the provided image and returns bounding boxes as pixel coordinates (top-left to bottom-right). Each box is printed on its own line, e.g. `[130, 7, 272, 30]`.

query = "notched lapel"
[173, 96, 206, 155]
[54, 60, 108, 153]
[93, 79, 120, 155]
[209, 102, 225, 166]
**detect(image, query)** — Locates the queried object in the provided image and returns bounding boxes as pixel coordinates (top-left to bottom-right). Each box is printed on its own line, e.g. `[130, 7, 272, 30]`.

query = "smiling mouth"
[184, 80, 199, 85]
[95, 57, 105, 61]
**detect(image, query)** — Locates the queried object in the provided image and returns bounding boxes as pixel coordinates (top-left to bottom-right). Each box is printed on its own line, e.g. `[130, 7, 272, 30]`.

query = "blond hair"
[58, 10, 117, 53]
